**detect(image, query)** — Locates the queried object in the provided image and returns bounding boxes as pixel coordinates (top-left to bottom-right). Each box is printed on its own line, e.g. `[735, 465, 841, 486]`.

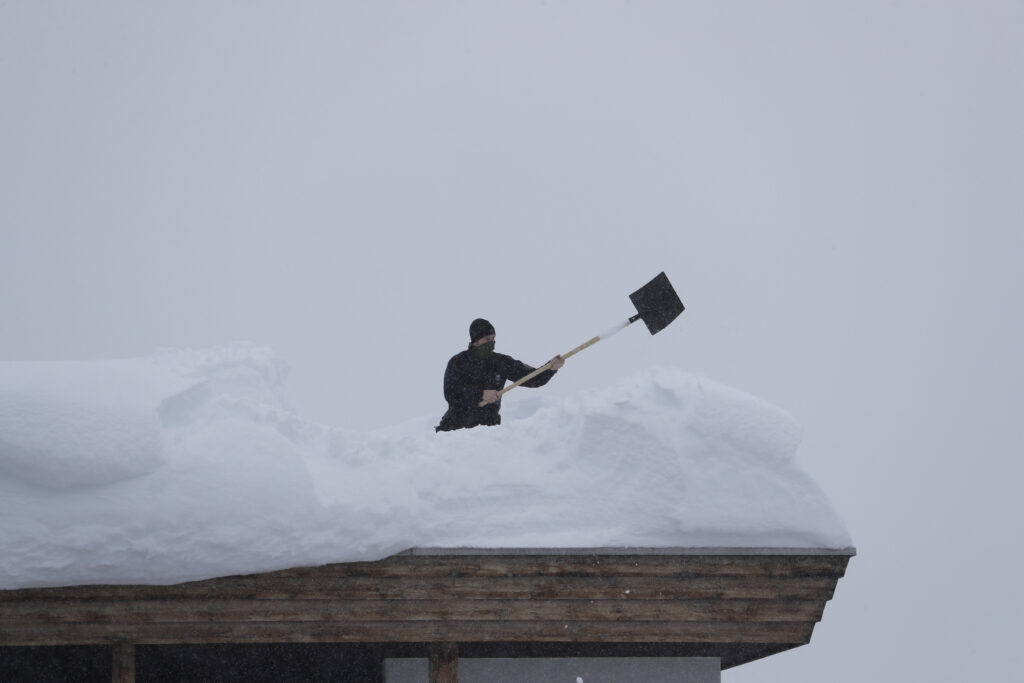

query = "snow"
[0, 343, 851, 590]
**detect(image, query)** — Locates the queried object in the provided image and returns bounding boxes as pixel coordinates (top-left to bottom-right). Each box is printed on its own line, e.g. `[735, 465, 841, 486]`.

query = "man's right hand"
[481, 389, 501, 404]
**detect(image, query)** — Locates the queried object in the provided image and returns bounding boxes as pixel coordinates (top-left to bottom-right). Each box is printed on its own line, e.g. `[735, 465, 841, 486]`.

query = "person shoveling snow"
[435, 318, 565, 432]
[436, 272, 686, 433]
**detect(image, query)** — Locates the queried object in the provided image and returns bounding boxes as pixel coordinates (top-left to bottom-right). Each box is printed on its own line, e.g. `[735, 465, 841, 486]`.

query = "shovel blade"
[629, 271, 685, 335]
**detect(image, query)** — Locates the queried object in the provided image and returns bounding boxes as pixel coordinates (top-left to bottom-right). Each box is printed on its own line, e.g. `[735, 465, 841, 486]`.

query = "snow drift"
[0, 344, 851, 589]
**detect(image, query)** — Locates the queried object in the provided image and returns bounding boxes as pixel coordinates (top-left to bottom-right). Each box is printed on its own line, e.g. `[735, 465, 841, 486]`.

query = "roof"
[0, 547, 854, 671]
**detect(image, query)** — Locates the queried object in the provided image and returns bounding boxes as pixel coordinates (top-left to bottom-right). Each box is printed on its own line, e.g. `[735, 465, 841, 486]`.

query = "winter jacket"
[435, 347, 557, 432]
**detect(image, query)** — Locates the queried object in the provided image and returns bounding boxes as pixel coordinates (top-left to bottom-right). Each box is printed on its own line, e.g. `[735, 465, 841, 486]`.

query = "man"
[435, 318, 565, 432]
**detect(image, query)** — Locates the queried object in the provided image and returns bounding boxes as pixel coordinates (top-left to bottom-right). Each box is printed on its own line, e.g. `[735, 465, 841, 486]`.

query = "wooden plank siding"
[0, 549, 853, 670]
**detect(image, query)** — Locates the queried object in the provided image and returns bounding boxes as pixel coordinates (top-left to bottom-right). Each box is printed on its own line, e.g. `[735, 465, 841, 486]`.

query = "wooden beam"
[0, 575, 840, 602]
[0, 597, 827, 624]
[111, 642, 134, 683]
[0, 619, 816, 647]
[429, 643, 458, 683]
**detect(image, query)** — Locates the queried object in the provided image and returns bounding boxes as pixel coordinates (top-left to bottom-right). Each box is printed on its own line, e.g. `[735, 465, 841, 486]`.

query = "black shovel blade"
[629, 271, 685, 335]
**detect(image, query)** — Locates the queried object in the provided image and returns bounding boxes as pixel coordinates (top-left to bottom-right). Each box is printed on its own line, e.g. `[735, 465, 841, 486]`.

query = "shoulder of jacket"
[452, 349, 482, 364]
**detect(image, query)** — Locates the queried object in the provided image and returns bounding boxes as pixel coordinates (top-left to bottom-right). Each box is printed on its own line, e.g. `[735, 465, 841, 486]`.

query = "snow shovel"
[479, 271, 685, 406]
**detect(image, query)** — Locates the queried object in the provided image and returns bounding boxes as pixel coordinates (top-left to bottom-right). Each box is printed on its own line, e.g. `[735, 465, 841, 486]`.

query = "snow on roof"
[0, 343, 850, 589]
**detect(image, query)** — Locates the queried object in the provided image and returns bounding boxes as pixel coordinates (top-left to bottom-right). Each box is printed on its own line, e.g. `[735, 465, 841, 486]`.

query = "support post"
[111, 642, 135, 683]
[428, 643, 458, 683]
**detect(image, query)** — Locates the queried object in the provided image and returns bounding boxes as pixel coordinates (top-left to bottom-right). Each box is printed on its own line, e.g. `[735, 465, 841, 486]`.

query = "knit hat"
[469, 318, 496, 343]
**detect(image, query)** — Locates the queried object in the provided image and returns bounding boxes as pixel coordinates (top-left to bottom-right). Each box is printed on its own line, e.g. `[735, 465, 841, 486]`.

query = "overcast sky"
[2, 2, 1022, 680]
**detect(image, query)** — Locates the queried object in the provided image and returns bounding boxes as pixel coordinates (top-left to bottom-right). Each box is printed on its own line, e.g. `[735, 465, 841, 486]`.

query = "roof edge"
[398, 546, 857, 557]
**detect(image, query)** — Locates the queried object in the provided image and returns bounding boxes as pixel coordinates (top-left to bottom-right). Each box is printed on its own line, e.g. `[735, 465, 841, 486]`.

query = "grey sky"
[2, 2, 1022, 680]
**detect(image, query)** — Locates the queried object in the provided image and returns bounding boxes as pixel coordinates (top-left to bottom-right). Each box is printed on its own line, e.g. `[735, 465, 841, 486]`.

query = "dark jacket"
[435, 347, 557, 432]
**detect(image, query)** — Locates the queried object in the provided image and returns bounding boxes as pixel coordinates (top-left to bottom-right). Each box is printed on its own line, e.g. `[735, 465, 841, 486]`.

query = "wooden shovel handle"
[477, 335, 602, 407]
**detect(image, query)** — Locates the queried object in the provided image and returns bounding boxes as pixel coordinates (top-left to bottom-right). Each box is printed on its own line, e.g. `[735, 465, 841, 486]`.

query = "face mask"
[472, 341, 495, 358]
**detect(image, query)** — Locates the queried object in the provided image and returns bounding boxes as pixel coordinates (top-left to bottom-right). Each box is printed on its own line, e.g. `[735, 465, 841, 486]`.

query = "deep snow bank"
[0, 344, 850, 589]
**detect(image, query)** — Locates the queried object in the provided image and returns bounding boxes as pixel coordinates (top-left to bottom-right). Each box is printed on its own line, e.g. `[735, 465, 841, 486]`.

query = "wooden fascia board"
[0, 548, 854, 660]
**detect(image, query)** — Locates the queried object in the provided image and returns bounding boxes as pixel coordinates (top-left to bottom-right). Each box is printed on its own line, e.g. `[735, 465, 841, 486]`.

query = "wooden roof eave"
[0, 546, 854, 670]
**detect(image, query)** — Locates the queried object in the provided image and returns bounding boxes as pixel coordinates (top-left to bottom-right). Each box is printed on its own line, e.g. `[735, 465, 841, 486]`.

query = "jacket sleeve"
[501, 356, 557, 388]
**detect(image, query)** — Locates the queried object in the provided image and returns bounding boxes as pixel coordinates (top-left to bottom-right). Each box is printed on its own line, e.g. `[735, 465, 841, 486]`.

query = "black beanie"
[469, 318, 496, 343]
